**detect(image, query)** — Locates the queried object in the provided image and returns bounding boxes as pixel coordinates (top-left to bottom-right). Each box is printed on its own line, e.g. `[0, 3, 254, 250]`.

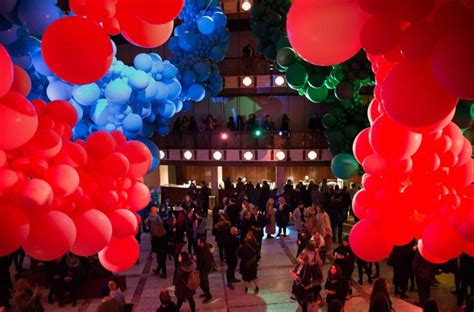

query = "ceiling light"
[241, 1, 252, 11]
[213, 151, 223, 161]
[307, 151, 318, 160]
[183, 150, 193, 160]
[276, 151, 286, 161]
[274, 75, 285, 86]
[242, 76, 253, 87]
[243, 151, 254, 160]
[159, 150, 165, 160]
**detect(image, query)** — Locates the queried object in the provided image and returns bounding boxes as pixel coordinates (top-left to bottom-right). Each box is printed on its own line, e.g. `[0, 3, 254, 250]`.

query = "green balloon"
[285, 63, 308, 88]
[335, 80, 354, 101]
[305, 85, 328, 103]
[321, 113, 337, 129]
[276, 47, 297, 68]
[308, 71, 327, 88]
[250, 3, 266, 18]
[343, 124, 358, 140]
[267, 9, 282, 26]
[276, 36, 291, 51]
[263, 44, 277, 61]
[325, 130, 345, 146]
[330, 153, 359, 179]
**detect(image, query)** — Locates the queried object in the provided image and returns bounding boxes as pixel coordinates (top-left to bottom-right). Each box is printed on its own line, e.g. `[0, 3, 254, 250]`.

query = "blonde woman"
[315, 204, 333, 256]
[265, 198, 276, 239]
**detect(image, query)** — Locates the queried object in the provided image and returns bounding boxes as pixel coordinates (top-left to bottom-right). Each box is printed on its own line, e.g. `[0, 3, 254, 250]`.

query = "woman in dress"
[265, 198, 276, 239]
[238, 231, 260, 294]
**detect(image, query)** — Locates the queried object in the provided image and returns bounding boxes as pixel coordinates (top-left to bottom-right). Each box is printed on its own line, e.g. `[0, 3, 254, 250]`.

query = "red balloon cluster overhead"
[287, 0, 474, 262]
[0, 46, 151, 272]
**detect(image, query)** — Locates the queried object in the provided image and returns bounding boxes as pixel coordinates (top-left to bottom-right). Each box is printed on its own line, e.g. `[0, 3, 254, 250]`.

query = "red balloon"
[54, 142, 88, 168]
[100, 152, 130, 177]
[448, 159, 474, 188]
[44, 164, 80, 197]
[69, 0, 87, 16]
[361, 14, 401, 55]
[465, 242, 474, 257]
[45, 100, 78, 128]
[0, 45, 13, 98]
[0, 150, 6, 167]
[110, 130, 127, 145]
[10, 65, 31, 97]
[352, 189, 374, 219]
[362, 154, 387, 176]
[361, 174, 382, 193]
[41, 16, 113, 84]
[399, 21, 438, 61]
[135, 0, 184, 25]
[402, 184, 443, 215]
[71, 209, 113, 256]
[422, 220, 465, 260]
[350, 220, 393, 262]
[98, 235, 139, 272]
[397, 0, 435, 22]
[443, 122, 464, 156]
[108, 209, 138, 238]
[287, 0, 369, 66]
[85, 0, 117, 22]
[417, 239, 449, 264]
[24, 129, 63, 159]
[127, 182, 150, 212]
[367, 99, 382, 125]
[103, 17, 120, 36]
[456, 138, 473, 167]
[17, 178, 53, 212]
[352, 128, 372, 164]
[0, 91, 38, 150]
[85, 131, 116, 159]
[0, 202, 30, 256]
[382, 61, 459, 128]
[357, 0, 399, 14]
[117, 141, 151, 178]
[0, 168, 18, 190]
[369, 116, 422, 160]
[440, 150, 458, 168]
[412, 151, 440, 172]
[23, 211, 77, 261]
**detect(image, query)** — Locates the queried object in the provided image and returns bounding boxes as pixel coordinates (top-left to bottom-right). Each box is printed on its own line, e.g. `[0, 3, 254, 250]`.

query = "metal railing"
[154, 131, 327, 150]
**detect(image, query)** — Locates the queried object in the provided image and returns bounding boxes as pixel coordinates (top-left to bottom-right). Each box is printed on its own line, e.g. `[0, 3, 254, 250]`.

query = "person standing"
[334, 237, 355, 297]
[325, 264, 349, 306]
[196, 237, 213, 303]
[457, 253, 474, 307]
[315, 204, 333, 257]
[239, 231, 260, 294]
[369, 278, 393, 312]
[389, 241, 415, 299]
[277, 197, 290, 237]
[225, 227, 240, 289]
[291, 252, 314, 312]
[184, 209, 196, 255]
[214, 213, 231, 263]
[13, 279, 44, 312]
[156, 290, 177, 312]
[199, 181, 210, 218]
[413, 249, 437, 307]
[265, 198, 276, 239]
[293, 201, 305, 232]
[280, 114, 290, 132]
[251, 205, 265, 258]
[146, 208, 169, 278]
[174, 253, 196, 312]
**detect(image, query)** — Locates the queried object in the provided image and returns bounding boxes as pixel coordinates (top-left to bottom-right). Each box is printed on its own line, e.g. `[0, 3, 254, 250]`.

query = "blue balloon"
[18, 0, 61, 36]
[188, 83, 205, 101]
[210, 46, 225, 61]
[73, 83, 101, 106]
[181, 70, 196, 87]
[134, 53, 153, 72]
[178, 32, 197, 51]
[212, 12, 227, 29]
[162, 62, 178, 79]
[149, 53, 162, 63]
[129, 70, 150, 90]
[137, 138, 160, 172]
[0, 24, 19, 45]
[198, 16, 215, 35]
[73, 121, 90, 139]
[138, 78, 158, 100]
[166, 79, 182, 100]
[158, 100, 176, 118]
[0, 15, 12, 31]
[105, 79, 132, 104]
[70, 100, 84, 121]
[123, 113, 143, 133]
[192, 62, 211, 82]
[0, 0, 17, 14]
[167, 37, 180, 53]
[47, 80, 73, 101]
[11, 54, 32, 69]
[154, 81, 169, 101]
[32, 51, 53, 76]
[91, 99, 109, 126]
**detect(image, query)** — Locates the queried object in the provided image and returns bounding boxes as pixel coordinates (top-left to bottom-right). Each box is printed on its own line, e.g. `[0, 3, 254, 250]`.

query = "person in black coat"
[199, 181, 211, 218]
[277, 197, 290, 237]
[156, 290, 177, 312]
[413, 249, 437, 307]
[174, 253, 196, 312]
[389, 240, 415, 298]
[457, 253, 474, 306]
[325, 264, 349, 306]
[334, 237, 355, 295]
[369, 278, 393, 312]
[251, 206, 265, 258]
[184, 210, 195, 255]
[238, 231, 260, 294]
[214, 213, 231, 263]
[226, 197, 241, 227]
[291, 252, 316, 312]
[196, 237, 214, 303]
[224, 227, 240, 289]
[296, 229, 311, 257]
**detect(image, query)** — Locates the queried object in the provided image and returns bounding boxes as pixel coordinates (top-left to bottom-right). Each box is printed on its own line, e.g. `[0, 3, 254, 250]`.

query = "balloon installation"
[167, 0, 230, 109]
[0, 47, 151, 271]
[285, 0, 474, 263]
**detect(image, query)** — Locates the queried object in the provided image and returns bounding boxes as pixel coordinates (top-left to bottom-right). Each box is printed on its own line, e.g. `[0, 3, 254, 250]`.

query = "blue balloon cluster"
[168, 0, 229, 109]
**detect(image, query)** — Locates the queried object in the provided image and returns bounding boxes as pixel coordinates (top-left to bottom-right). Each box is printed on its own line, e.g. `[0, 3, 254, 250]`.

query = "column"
[275, 166, 285, 194]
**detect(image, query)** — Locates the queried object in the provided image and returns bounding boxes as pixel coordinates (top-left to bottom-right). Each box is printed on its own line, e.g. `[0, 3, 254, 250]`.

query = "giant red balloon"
[0, 202, 30, 256]
[0, 45, 13, 98]
[135, 0, 184, 25]
[381, 61, 459, 128]
[85, 131, 117, 159]
[54, 142, 88, 168]
[24, 129, 63, 159]
[422, 220, 465, 260]
[41, 16, 113, 84]
[352, 128, 372, 164]
[10, 65, 31, 97]
[397, 0, 435, 22]
[349, 220, 393, 262]
[0, 168, 18, 190]
[417, 239, 449, 264]
[399, 21, 438, 61]
[98, 235, 139, 272]
[360, 14, 401, 55]
[369, 116, 422, 160]
[23, 211, 77, 261]
[0, 91, 38, 150]
[44, 164, 80, 197]
[357, 0, 399, 14]
[17, 178, 53, 213]
[108, 209, 137, 238]
[127, 182, 150, 211]
[71, 209, 113, 256]
[287, 0, 369, 66]
[117, 141, 151, 178]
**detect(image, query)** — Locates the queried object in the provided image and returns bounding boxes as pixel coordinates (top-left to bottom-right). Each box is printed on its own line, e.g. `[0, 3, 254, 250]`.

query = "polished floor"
[21, 222, 460, 312]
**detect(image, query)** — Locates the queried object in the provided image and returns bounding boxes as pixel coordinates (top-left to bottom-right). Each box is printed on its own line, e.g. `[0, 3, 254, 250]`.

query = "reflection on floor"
[42, 223, 459, 312]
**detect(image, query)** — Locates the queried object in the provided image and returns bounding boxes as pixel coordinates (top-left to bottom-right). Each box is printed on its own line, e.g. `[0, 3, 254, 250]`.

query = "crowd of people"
[170, 112, 324, 135]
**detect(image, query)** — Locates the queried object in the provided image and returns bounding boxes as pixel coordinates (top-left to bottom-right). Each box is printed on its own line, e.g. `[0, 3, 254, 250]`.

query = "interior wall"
[284, 166, 335, 183]
[175, 165, 213, 185]
[222, 166, 276, 183]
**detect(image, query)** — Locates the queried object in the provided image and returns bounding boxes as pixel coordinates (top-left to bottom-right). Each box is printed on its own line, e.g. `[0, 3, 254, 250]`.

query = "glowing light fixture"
[243, 151, 254, 160]
[307, 151, 318, 160]
[213, 151, 223, 161]
[242, 76, 253, 87]
[274, 75, 285, 86]
[159, 150, 165, 160]
[276, 151, 286, 161]
[221, 133, 228, 140]
[183, 150, 193, 160]
[241, 1, 252, 11]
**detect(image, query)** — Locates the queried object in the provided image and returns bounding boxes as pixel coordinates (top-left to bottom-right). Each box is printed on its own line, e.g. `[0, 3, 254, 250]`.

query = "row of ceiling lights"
[241, 75, 286, 87]
[159, 150, 319, 161]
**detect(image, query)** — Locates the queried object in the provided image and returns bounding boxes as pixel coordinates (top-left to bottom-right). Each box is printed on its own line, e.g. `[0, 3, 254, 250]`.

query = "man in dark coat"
[457, 253, 474, 306]
[196, 237, 213, 303]
[226, 197, 241, 227]
[199, 181, 210, 218]
[390, 240, 415, 298]
[240, 211, 253, 241]
[412, 249, 437, 307]
[174, 254, 196, 312]
[334, 237, 355, 282]
[224, 227, 240, 289]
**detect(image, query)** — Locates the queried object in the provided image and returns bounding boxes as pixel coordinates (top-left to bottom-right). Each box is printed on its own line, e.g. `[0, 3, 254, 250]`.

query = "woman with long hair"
[369, 278, 393, 312]
[265, 198, 276, 239]
[315, 204, 333, 256]
[325, 264, 349, 306]
[290, 252, 314, 312]
[238, 230, 260, 294]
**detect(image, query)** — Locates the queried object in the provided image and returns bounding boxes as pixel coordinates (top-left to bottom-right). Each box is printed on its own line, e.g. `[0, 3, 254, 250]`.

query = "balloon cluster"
[286, 0, 474, 262]
[249, 0, 291, 61]
[0, 44, 151, 272]
[167, 0, 229, 105]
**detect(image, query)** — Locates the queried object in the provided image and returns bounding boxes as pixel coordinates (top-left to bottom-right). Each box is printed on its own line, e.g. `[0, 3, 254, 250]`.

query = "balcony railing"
[154, 131, 328, 150]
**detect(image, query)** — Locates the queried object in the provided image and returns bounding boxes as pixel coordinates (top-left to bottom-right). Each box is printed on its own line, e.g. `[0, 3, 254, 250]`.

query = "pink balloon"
[417, 239, 449, 264]
[0, 168, 18, 190]
[0, 202, 30, 256]
[0, 91, 38, 150]
[71, 209, 113, 256]
[108, 209, 138, 238]
[369, 116, 422, 160]
[17, 179, 53, 212]
[127, 182, 150, 212]
[23, 211, 77, 261]
[44, 164, 79, 197]
[381, 61, 459, 128]
[422, 220, 465, 260]
[98, 235, 139, 272]
[117, 141, 152, 178]
[287, 0, 369, 66]
[353, 128, 372, 164]
[350, 220, 393, 262]
[360, 14, 401, 55]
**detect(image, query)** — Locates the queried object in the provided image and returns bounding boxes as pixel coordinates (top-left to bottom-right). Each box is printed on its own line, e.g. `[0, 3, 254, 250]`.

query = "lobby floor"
[30, 222, 459, 312]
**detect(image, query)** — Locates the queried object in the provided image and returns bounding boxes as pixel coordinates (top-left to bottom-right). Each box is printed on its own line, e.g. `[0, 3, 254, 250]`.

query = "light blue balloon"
[188, 83, 206, 101]
[129, 70, 150, 90]
[105, 79, 132, 104]
[175, 100, 183, 113]
[162, 62, 178, 79]
[166, 79, 182, 100]
[73, 83, 101, 106]
[92, 99, 109, 126]
[70, 100, 83, 121]
[0, 24, 18, 45]
[47, 80, 73, 101]
[154, 81, 169, 101]
[198, 16, 215, 35]
[105, 123, 116, 131]
[158, 100, 176, 119]
[140, 78, 158, 100]
[212, 12, 227, 28]
[149, 53, 162, 63]
[18, 0, 61, 36]
[134, 53, 153, 72]
[123, 113, 143, 133]
[32, 51, 52, 76]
